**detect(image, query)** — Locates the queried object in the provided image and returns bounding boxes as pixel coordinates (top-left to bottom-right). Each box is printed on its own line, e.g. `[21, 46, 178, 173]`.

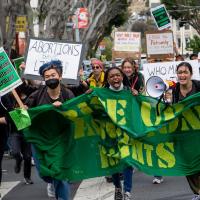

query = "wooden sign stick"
[12, 89, 25, 109]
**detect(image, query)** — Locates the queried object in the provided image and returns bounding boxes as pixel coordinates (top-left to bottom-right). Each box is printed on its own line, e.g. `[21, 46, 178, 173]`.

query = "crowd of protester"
[0, 51, 200, 200]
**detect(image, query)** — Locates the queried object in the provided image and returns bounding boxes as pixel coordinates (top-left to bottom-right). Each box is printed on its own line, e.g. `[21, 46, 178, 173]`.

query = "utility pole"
[74, 10, 80, 42]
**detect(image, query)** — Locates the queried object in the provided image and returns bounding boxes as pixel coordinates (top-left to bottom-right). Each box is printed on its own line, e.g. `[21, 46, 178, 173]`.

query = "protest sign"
[146, 31, 174, 59]
[24, 38, 84, 84]
[0, 47, 22, 96]
[143, 60, 200, 83]
[112, 32, 141, 60]
[13, 57, 24, 75]
[6, 16, 27, 33]
[151, 4, 171, 30]
[114, 32, 141, 52]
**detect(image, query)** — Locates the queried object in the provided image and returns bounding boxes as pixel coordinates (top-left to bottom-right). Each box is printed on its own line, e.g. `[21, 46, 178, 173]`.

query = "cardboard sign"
[143, 60, 200, 84]
[0, 47, 22, 96]
[24, 38, 84, 84]
[112, 51, 140, 60]
[114, 32, 141, 52]
[146, 31, 174, 58]
[151, 4, 171, 30]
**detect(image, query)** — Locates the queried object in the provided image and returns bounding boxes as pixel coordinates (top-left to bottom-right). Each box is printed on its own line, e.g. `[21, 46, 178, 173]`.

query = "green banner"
[0, 47, 22, 96]
[19, 88, 200, 181]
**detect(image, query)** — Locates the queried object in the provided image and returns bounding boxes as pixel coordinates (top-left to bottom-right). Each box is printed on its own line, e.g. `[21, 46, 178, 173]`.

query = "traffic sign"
[151, 4, 171, 30]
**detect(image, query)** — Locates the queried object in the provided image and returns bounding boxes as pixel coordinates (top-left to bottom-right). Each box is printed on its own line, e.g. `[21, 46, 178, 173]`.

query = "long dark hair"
[176, 62, 193, 74]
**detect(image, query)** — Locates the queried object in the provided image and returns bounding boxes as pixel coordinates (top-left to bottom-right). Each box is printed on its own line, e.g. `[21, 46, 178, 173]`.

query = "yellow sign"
[15, 16, 27, 32]
[6, 16, 27, 32]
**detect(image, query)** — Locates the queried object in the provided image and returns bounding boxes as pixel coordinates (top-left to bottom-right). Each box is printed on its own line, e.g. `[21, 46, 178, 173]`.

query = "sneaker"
[152, 177, 163, 184]
[24, 178, 33, 185]
[31, 157, 35, 166]
[14, 157, 22, 174]
[114, 187, 123, 200]
[192, 195, 200, 200]
[124, 191, 131, 200]
[47, 183, 55, 198]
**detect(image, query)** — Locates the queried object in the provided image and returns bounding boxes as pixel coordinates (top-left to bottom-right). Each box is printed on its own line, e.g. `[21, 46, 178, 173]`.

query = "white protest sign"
[143, 60, 200, 83]
[114, 32, 141, 52]
[24, 38, 83, 84]
[146, 32, 174, 56]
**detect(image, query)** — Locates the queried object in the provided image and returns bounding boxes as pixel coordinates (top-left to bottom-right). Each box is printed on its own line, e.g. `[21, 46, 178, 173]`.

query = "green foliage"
[161, 0, 200, 20]
[104, 2, 129, 36]
[100, 37, 113, 61]
[187, 35, 200, 53]
[161, 0, 200, 34]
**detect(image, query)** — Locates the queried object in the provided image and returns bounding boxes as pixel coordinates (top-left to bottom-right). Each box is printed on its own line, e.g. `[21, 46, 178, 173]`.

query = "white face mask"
[109, 83, 124, 92]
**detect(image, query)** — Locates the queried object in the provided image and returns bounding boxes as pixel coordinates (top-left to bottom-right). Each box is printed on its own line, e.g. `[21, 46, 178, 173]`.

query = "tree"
[161, 0, 200, 35]
[0, 0, 130, 58]
[187, 35, 200, 53]
[0, 0, 33, 56]
[36, 0, 130, 58]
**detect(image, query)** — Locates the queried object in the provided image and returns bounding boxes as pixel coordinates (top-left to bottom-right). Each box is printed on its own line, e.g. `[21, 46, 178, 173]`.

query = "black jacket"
[172, 80, 200, 103]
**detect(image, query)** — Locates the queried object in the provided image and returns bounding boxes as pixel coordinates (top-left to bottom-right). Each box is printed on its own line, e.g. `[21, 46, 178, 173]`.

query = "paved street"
[1, 155, 195, 200]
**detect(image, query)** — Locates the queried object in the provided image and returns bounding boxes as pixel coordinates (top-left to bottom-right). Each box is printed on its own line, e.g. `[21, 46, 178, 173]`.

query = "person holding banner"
[103, 65, 143, 200]
[103, 66, 132, 200]
[25, 60, 74, 200]
[9, 89, 34, 185]
[166, 62, 200, 200]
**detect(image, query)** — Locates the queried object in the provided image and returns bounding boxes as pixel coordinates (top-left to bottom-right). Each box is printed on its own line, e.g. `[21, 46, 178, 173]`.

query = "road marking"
[74, 177, 115, 200]
[0, 181, 20, 198]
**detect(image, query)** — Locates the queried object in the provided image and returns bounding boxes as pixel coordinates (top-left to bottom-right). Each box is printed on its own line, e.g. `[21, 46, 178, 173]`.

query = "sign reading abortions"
[143, 60, 200, 83]
[24, 38, 83, 84]
[0, 47, 22, 96]
[146, 31, 174, 58]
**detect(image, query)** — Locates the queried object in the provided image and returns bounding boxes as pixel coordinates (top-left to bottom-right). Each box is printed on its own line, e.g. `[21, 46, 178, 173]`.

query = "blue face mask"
[45, 78, 60, 89]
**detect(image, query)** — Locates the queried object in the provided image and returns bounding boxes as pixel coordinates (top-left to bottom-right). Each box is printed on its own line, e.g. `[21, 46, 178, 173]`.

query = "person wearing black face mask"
[26, 60, 74, 107]
[25, 60, 74, 200]
[45, 78, 60, 89]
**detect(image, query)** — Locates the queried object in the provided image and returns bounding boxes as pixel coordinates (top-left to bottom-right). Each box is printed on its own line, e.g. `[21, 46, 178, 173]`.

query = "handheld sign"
[0, 47, 22, 96]
[143, 60, 200, 84]
[151, 4, 171, 30]
[112, 31, 141, 60]
[24, 38, 84, 84]
[146, 31, 174, 59]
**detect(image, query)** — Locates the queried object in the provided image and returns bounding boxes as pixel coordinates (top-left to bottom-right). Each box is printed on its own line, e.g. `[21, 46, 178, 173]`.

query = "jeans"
[31, 145, 69, 200]
[112, 166, 133, 192]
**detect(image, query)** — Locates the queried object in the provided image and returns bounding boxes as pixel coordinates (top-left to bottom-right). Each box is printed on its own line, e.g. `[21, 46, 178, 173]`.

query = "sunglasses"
[92, 65, 100, 69]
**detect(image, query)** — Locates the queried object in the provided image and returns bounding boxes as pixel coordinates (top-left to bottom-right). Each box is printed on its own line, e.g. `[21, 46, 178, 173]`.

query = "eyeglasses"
[92, 65, 100, 69]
